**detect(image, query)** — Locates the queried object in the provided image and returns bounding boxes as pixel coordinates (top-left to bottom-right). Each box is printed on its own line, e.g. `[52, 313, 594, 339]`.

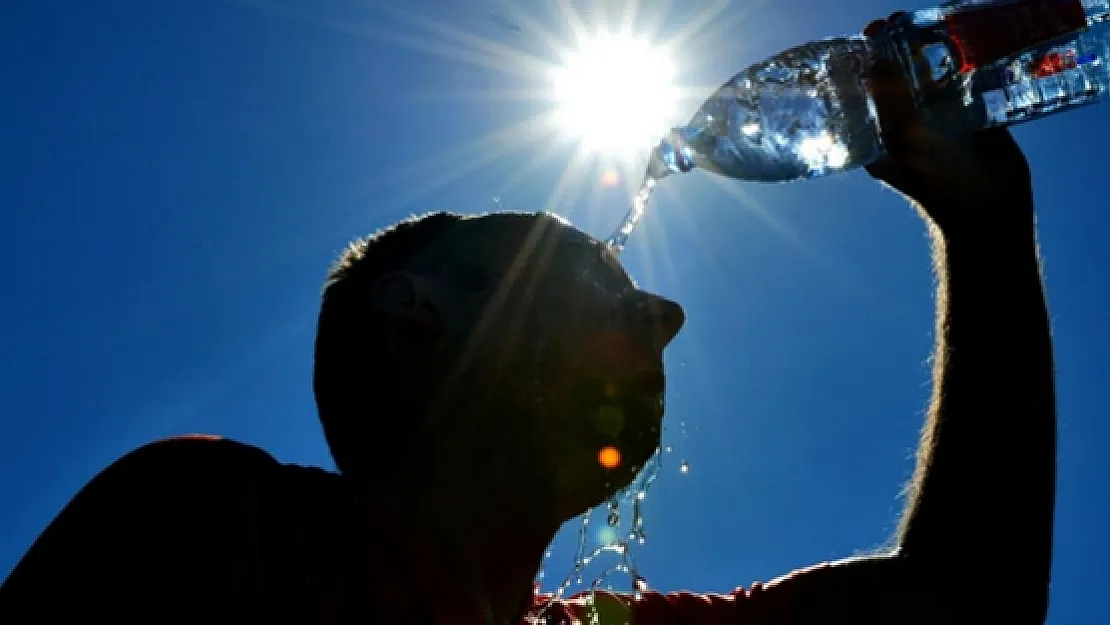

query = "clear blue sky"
[1, 1, 1107, 622]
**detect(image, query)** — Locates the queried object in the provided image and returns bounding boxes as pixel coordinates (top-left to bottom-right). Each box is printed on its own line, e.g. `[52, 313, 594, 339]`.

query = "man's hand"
[853, 12, 1056, 625]
[863, 13, 1034, 232]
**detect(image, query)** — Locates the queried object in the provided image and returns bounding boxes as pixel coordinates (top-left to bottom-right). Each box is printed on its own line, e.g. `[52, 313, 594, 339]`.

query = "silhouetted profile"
[0, 14, 1056, 625]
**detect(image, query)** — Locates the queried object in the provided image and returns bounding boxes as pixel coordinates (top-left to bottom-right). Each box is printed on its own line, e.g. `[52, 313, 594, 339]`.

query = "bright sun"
[552, 33, 678, 157]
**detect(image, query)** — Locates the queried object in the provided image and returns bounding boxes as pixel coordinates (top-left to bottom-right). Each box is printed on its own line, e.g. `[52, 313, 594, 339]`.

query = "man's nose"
[632, 294, 686, 347]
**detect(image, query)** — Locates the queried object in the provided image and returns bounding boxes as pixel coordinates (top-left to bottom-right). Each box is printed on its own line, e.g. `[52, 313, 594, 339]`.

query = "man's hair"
[313, 210, 566, 478]
[313, 211, 463, 478]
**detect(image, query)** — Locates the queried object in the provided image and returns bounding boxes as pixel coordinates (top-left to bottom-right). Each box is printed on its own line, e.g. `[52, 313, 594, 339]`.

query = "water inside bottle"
[604, 35, 887, 245]
[666, 37, 884, 184]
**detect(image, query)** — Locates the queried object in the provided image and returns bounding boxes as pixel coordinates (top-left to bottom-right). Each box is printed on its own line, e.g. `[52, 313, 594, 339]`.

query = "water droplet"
[664, 446, 673, 453]
[679, 460, 690, 474]
[607, 510, 620, 526]
[545, 550, 553, 559]
[635, 490, 646, 501]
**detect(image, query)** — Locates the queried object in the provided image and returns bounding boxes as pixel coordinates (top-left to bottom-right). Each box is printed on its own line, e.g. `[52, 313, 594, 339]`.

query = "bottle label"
[945, 0, 1088, 72]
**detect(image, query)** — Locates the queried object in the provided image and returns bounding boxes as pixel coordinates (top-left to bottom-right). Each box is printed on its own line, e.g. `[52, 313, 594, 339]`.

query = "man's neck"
[373, 450, 562, 624]
[431, 515, 553, 624]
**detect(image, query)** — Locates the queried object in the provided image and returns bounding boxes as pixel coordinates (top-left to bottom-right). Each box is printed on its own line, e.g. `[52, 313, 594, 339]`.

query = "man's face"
[396, 214, 684, 511]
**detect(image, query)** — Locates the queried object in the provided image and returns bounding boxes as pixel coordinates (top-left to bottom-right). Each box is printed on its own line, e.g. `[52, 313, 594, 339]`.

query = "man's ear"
[372, 271, 442, 331]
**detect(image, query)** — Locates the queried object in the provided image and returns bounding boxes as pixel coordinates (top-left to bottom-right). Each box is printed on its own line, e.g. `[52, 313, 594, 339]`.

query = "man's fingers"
[863, 8, 917, 148]
[864, 158, 892, 182]
[867, 58, 918, 154]
[868, 59, 914, 114]
[865, 155, 924, 198]
[862, 18, 887, 36]
[862, 12, 906, 36]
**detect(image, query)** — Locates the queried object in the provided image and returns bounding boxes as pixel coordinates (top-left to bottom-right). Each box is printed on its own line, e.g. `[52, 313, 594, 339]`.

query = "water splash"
[629, 493, 647, 545]
[537, 450, 664, 618]
[605, 133, 696, 253]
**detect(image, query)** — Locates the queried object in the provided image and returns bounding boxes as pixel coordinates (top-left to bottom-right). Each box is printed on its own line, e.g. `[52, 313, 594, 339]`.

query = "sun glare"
[552, 33, 678, 157]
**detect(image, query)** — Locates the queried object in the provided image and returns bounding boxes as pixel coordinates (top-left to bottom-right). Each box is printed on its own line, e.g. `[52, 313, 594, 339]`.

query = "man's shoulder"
[94, 434, 339, 502]
[107, 434, 279, 481]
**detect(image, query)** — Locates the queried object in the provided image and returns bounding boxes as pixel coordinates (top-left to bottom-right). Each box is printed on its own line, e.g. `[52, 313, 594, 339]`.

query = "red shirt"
[1, 436, 829, 624]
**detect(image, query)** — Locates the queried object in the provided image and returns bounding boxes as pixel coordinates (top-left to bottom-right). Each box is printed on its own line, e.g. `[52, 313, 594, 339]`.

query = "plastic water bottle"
[654, 0, 1110, 184]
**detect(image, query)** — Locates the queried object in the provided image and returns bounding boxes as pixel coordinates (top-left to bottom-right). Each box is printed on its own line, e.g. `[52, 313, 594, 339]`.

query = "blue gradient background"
[2, 2, 1106, 622]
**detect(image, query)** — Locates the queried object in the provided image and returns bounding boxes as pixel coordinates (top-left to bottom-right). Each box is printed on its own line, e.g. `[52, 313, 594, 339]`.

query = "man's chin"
[621, 441, 661, 479]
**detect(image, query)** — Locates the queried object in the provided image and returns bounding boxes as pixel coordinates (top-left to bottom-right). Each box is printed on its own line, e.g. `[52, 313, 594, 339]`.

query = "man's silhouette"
[0, 18, 1056, 625]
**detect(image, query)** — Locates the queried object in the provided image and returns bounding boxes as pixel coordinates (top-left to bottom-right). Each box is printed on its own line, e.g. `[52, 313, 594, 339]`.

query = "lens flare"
[594, 405, 625, 437]
[598, 445, 622, 469]
[600, 168, 620, 187]
[597, 525, 620, 547]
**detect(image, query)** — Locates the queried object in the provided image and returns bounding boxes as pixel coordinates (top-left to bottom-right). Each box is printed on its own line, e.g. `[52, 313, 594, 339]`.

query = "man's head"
[314, 212, 684, 518]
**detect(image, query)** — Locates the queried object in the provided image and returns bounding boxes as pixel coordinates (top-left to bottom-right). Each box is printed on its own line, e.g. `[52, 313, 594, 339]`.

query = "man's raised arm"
[861, 38, 1057, 621]
[892, 152, 1055, 622]
[735, 39, 1058, 625]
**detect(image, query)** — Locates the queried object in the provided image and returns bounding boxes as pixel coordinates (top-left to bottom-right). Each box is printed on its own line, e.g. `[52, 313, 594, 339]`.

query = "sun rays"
[550, 32, 678, 156]
[236, 0, 847, 287]
[239, 1, 700, 215]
